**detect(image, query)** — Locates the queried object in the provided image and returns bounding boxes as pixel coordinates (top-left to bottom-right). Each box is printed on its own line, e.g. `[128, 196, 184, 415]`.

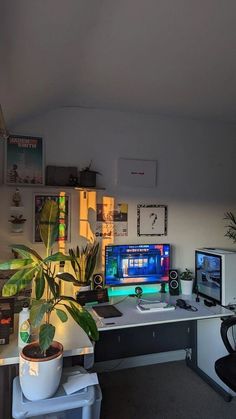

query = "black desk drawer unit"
[95, 321, 195, 362]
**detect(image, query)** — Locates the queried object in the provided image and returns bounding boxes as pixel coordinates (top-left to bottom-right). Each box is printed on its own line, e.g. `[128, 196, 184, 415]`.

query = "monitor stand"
[160, 282, 167, 293]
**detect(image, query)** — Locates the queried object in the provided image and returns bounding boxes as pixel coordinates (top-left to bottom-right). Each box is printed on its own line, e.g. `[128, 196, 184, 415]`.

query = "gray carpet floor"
[98, 360, 236, 419]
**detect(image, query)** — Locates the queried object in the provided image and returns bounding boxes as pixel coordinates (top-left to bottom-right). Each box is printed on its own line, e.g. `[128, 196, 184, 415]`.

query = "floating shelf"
[4, 184, 106, 192]
[44, 184, 105, 191]
[74, 186, 105, 192]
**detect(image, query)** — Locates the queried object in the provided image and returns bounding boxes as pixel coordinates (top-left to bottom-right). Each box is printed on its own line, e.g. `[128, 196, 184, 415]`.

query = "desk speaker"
[92, 273, 104, 290]
[169, 270, 180, 295]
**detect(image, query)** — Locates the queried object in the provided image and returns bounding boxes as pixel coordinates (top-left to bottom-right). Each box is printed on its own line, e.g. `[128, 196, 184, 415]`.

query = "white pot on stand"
[180, 279, 193, 296]
[19, 341, 63, 401]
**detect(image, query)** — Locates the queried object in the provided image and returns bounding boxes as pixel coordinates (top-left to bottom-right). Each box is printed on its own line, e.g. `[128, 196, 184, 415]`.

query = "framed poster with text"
[5, 135, 44, 186]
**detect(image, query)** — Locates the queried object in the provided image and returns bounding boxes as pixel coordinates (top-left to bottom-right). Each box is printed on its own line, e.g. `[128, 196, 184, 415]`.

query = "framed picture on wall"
[33, 193, 71, 243]
[137, 204, 167, 236]
[5, 135, 44, 186]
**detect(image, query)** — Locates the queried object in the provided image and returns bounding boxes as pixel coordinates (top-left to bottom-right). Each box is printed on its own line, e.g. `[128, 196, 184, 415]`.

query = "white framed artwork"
[117, 158, 157, 188]
[137, 204, 167, 236]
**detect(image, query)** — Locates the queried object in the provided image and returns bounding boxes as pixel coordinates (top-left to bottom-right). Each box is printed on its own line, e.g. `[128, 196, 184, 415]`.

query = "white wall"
[0, 107, 236, 273]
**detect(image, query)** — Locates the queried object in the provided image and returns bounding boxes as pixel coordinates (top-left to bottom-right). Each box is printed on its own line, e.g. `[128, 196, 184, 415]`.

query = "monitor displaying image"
[105, 244, 170, 286]
[195, 251, 221, 302]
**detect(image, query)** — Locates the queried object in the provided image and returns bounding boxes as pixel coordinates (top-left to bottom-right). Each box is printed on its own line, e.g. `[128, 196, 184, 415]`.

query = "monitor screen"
[195, 251, 221, 303]
[105, 244, 170, 286]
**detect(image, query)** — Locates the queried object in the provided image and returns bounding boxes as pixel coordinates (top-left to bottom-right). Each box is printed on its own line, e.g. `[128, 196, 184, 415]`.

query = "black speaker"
[168, 270, 180, 295]
[92, 273, 104, 290]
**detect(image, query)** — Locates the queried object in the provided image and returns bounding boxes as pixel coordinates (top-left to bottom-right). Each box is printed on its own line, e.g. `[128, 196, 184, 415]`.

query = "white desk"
[91, 294, 232, 330]
[90, 294, 234, 400]
[0, 312, 93, 366]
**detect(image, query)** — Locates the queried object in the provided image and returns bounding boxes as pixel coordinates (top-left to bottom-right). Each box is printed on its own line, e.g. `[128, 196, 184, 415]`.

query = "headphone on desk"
[135, 286, 143, 298]
[175, 299, 198, 312]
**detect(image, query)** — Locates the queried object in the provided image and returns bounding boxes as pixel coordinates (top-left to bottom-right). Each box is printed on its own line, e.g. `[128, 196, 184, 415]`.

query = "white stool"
[12, 366, 102, 419]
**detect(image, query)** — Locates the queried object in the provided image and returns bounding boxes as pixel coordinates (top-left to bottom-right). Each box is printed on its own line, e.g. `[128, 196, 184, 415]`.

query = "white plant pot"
[11, 223, 24, 233]
[19, 341, 63, 401]
[180, 279, 193, 296]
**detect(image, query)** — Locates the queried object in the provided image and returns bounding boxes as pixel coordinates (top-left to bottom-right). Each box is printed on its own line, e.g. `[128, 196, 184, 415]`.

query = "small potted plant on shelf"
[79, 161, 101, 188]
[0, 199, 98, 401]
[8, 214, 26, 233]
[68, 242, 99, 293]
[180, 268, 194, 296]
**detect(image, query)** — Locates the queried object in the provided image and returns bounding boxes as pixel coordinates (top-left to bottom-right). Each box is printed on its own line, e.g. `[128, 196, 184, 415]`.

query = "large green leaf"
[65, 302, 99, 341]
[39, 200, 59, 252]
[30, 299, 50, 328]
[56, 308, 68, 322]
[56, 272, 77, 283]
[44, 272, 60, 299]
[39, 323, 56, 352]
[0, 258, 33, 270]
[2, 267, 37, 296]
[10, 244, 42, 261]
[43, 253, 71, 264]
[59, 295, 78, 302]
[85, 242, 99, 280]
[35, 269, 45, 300]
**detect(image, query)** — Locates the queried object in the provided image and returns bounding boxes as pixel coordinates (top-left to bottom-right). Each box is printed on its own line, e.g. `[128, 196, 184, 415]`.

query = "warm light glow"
[58, 192, 66, 254]
[101, 196, 114, 271]
[79, 190, 96, 242]
[108, 284, 163, 297]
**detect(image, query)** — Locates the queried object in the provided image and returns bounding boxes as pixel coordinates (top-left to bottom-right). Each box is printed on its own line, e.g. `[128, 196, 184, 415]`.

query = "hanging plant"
[8, 215, 26, 224]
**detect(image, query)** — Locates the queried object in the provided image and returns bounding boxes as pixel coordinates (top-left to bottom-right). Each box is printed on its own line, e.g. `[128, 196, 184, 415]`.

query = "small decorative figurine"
[12, 188, 22, 207]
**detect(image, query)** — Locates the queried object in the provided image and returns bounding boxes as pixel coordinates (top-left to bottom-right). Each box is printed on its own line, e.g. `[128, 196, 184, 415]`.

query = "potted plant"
[180, 268, 193, 296]
[68, 242, 99, 292]
[224, 211, 236, 242]
[79, 161, 101, 187]
[8, 214, 26, 233]
[0, 200, 98, 401]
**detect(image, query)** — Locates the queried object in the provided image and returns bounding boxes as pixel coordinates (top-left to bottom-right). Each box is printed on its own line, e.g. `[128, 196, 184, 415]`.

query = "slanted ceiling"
[1, 0, 236, 126]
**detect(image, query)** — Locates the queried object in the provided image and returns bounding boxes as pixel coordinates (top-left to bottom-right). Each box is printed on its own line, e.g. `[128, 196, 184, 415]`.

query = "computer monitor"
[195, 248, 236, 305]
[105, 243, 170, 287]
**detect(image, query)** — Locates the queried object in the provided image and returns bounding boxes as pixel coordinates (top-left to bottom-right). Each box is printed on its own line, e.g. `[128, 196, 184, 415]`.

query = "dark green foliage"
[0, 199, 98, 354]
[224, 212, 236, 243]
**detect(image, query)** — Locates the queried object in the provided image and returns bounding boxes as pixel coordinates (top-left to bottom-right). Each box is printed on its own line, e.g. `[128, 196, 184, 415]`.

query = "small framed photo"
[33, 194, 71, 243]
[137, 204, 167, 236]
[5, 135, 44, 186]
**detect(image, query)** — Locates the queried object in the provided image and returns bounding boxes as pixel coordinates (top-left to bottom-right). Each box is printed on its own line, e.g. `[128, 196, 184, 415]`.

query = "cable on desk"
[112, 295, 129, 306]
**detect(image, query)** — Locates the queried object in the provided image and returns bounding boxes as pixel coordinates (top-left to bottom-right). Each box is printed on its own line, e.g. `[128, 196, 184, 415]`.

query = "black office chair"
[215, 316, 236, 392]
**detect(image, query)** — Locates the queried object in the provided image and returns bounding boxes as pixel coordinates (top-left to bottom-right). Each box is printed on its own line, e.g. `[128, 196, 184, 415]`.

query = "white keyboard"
[137, 302, 175, 313]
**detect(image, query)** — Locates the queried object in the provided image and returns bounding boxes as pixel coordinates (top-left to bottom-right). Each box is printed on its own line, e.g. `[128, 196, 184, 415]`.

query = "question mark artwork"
[137, 204, 167, 236]
[150, 212, 158, 229]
